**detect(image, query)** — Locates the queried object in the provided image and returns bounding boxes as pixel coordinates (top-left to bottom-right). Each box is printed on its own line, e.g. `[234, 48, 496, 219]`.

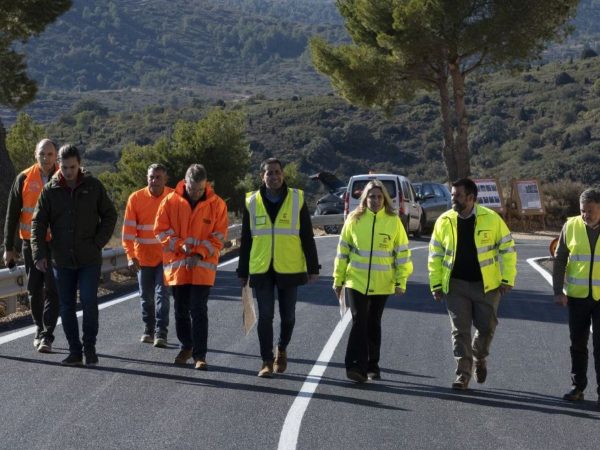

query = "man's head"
[260, 157, 284, 191]
[147, 163, 168, 197]
[184, 164, 207, 202]
[451, 178, 478, 214]
[580, 187, 600, 227]
[57, 144, 81, 182]
[35, 139, 57, 174]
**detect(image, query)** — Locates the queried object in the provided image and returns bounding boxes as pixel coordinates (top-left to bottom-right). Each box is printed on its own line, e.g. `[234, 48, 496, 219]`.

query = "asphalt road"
[1, 235, 599, 450]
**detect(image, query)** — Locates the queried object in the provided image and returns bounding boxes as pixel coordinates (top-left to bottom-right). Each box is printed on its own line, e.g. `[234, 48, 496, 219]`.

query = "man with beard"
[428, 178, 516, 390]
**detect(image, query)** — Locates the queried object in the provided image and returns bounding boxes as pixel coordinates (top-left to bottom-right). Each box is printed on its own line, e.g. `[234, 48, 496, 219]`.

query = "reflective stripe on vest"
[246, 188, 306, 274]
[565, 216, 600, 300]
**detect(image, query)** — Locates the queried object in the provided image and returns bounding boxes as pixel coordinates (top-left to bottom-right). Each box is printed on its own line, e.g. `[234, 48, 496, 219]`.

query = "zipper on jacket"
[364, 213, 376, 294]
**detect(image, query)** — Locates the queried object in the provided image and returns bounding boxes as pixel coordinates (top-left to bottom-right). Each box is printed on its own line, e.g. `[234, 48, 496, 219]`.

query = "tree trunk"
[449, 61, 471, 178]
[0, 118, 16, 249]
[437, 78, 459, 182]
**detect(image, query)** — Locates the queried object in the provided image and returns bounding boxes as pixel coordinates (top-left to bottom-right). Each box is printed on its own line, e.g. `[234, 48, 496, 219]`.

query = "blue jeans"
[138, 264, 170, 334]
[172, 285, 210, 360]
[53, 264, 101, 356]
[254, 278, 298, 362]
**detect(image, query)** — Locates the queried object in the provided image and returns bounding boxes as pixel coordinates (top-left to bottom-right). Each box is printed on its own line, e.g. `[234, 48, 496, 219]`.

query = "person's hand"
[499, 284, 512, 296]
[239, 277, 248, 287]
[3, 250, 17, 267]
[394, 286, 405, 296]
[181, 243, 192, 255]
[35, 258, 48, 273]
[128, 258, 140, 273]
[554, 293, 568, 307]
[432, 289, 443, 302]
[185, 254, 202, 270]
[333, 285, 343, 299]
[308, 274, 319, 283]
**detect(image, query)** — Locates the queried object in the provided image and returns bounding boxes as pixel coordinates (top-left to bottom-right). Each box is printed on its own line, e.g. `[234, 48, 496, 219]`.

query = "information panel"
[511, 179, 545, 215]
[473, 178, 504, 213]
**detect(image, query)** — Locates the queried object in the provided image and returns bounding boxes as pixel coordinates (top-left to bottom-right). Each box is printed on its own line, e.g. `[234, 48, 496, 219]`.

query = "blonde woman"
[333, 180, 413, 382]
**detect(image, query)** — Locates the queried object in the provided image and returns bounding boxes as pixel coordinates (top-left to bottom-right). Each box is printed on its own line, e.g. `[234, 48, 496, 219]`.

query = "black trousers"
[568, 296, 600, 393]
[345, 288, 388, 375]
[22, 239, 59, 341]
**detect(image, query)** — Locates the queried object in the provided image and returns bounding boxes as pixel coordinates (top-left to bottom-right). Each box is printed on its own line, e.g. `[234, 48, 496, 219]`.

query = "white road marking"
[526, 257, 553, 286]
[277, 244, 429, 450]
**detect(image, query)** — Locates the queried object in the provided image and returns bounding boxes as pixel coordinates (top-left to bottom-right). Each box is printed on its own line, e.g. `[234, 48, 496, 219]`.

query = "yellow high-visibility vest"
[247, 188, 306, 274]
[334, 208, 413, 295]
[565, 216, 600, 300]
[428, 205, 517, 294]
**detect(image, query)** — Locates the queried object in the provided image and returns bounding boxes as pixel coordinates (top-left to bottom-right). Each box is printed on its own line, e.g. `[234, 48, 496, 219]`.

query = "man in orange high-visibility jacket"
[123, 163, 174, 348]
[154, 164, 228, 370]
[3, 139, 59, 353]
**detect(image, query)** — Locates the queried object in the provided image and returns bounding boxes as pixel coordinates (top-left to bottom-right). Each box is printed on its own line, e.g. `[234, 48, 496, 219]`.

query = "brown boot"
[451, 374, 470, 390]
[274, 347, 287, 373]
[474, 359, 487, 384]
[258, 361, 274, 378]
[174, 349, 193, 365]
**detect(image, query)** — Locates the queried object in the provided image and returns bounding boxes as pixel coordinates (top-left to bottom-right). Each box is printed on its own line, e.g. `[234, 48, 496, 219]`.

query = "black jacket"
[31, 170, 117, 268]
[237, 184, 320, 288]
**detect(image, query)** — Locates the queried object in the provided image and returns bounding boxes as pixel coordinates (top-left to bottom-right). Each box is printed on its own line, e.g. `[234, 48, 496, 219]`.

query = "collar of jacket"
[53, 169, 86, 190]
[174, 179, 216, 203]
[259, 182, 289, 203]
[443, 204, 490, 221]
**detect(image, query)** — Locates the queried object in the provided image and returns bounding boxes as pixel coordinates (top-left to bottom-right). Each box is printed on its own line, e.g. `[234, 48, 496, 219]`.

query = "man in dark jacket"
[3, 139, 59, 352]
[237, 158, 320, 377]
[31, 144, 117, 366]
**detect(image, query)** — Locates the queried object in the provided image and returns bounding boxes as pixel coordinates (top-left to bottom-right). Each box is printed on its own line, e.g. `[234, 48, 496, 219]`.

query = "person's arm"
[236, 206, 252, 284]
[497, 217, 517, 294]
[299, 202, 319, 275]
[3, 174, 24, 253]
[94, 181, 118, 249]
[333, 221, 351, 291]
[552, 224, 569, 305]
[31, 188, 50, 270]
[194, 198, 229, 259]
[428, 218, 445, 301]
[122, 194, 139, 269]
[154, 196, 184, 254]
[393, 217, 413, 292]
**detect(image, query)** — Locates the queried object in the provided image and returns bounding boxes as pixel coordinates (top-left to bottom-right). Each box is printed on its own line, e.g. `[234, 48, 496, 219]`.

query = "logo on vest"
[28, 181, 41, 192]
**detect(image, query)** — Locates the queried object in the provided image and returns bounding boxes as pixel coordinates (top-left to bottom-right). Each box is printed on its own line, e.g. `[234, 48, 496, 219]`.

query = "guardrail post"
[0, 295, 18, 316]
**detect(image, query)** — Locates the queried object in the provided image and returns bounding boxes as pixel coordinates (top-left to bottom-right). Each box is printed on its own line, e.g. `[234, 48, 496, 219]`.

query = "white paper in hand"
[242, 283, 257, 335]
[338, 287, 347, 319]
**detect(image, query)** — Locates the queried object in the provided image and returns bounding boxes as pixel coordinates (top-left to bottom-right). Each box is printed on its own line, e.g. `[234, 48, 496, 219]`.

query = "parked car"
[311, 171, 346, 234]
[414, 181, 452, 232]
[344, 173, 423, 237]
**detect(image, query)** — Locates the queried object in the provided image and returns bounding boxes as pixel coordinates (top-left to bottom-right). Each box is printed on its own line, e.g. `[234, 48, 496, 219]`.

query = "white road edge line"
[526, 256, 553, 286]
[0, 257, 240, 346]
[277, 243, 429, 450]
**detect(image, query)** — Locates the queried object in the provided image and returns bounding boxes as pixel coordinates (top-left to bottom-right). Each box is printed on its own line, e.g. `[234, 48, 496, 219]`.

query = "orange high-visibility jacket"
[154, 180, 228, 286]
[20, 163, 56, 241]
[122, 186, 174, 266]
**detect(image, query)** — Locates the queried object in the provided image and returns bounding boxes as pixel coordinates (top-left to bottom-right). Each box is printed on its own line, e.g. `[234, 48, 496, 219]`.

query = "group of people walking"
[3, 139, 600, 408]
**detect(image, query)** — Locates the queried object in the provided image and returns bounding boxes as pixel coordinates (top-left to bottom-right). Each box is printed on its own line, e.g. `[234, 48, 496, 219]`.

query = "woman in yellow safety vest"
[333, 179, 413, 382]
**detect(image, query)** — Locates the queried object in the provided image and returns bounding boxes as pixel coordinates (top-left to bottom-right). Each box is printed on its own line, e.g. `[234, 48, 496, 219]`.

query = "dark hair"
[452, 178, 478, 200]
[147, 163, 167, 174]
[185, 164, 207, 183]
[260, 157, 283, 174]
[580, 187, 600, 204]
[58, 144, 81, 163]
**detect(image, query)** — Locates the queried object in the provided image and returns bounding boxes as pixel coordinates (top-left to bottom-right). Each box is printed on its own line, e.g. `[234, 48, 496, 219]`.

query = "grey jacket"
[31, 170, 117, 268]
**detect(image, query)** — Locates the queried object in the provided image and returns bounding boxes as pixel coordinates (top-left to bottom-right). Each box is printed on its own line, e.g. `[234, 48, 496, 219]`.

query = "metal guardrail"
[0, 215, 344, 311]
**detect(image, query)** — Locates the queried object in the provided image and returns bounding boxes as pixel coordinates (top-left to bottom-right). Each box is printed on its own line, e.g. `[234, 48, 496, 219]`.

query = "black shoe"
[346, 367, 367, 383]
[61, 354, 83, 367]
[367, 363, 381, 380]
[84, 348, 99, 366]
[563, 388, 584, 401]
[474, 360, 487, 384]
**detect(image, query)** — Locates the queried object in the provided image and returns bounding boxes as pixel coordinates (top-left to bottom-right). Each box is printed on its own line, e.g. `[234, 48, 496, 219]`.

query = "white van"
[343, 173, 423, 236]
